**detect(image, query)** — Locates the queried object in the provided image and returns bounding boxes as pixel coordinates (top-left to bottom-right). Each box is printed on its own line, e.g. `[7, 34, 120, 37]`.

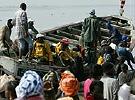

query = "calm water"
[0, 1, 135, 39]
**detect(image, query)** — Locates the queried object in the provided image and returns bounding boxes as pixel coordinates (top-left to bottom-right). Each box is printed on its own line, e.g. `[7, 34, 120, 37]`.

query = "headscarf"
[59, 70, 79, 96]
[15, 70, 43, 98]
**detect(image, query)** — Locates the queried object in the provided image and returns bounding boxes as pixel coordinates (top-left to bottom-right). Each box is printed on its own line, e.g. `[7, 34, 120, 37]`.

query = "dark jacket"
[81, 15, 100, 43]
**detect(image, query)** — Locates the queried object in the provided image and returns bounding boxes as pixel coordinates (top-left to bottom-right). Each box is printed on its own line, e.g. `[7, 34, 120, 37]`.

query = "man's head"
[36, 33, 45, 42]
[7, 19, 13, 29]
[20, 3, 27, 11]
[117, 56, 125, 63]
[28, 19, 34, 28]
[90, 64, 103, 80]
[102, 62, 115, 77]
[28, 19, 34, 26]
[90, 9, 95, 16]
[121, 63, 128, 73]
[60, 38, 70, 51]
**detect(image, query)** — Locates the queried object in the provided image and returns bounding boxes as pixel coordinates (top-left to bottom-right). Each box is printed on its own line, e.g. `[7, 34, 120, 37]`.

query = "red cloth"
[60, 38, 70, 44]
[86, 95, 94, 100]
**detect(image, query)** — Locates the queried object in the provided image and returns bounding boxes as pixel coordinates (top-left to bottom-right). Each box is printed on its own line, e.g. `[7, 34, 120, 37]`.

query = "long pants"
[85, 42, 97, 66]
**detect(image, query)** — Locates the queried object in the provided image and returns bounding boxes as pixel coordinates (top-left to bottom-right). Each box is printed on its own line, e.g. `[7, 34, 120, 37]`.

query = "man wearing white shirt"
[118, 83, 131, 100]
[14, 3, 33, 61]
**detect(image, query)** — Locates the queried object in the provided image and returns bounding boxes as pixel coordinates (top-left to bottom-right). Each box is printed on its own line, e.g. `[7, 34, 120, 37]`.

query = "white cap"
[36, 33, 44, 38]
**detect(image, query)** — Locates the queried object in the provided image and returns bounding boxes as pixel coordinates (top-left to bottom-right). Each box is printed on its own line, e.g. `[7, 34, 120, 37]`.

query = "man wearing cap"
[55, 38, 75, 66]
[32, 33, 53, 65]
[14, 3, 33, 61]
[0, 19, 13, 51]
[81, 9, 100, 66]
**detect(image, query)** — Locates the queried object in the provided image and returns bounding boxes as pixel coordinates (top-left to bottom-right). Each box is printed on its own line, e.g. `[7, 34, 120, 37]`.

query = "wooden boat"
[0, 15, 134, 79]
[41, 15, 134, 46]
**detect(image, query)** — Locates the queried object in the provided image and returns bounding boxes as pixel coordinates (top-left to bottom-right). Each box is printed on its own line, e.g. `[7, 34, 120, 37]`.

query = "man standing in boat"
[0, 19, 13, 51]
[81, 9, 100, 66]
[14, 3, 33, 61]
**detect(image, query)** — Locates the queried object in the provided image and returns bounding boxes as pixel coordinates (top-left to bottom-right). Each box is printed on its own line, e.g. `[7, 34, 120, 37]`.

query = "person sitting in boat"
[55, 38, 75, 67]
[116, 41, 135, 70]
[32, 33, 53, 65]
[28, 19, 38, 39]
[107, 21, 123, 43]
[0, 19, 13, 51]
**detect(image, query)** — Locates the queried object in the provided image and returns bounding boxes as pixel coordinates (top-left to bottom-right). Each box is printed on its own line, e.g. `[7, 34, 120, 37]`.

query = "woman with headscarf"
[57, 70, 79, 100]
[15, 70, 45, 100]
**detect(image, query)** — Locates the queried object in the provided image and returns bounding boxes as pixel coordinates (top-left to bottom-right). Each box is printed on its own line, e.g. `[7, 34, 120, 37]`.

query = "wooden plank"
[68, 26, 82, 35]
[57, 30, 79, 40]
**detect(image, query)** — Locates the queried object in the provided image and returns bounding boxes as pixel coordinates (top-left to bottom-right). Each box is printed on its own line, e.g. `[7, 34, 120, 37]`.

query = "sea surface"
[0, 0, 135, 40]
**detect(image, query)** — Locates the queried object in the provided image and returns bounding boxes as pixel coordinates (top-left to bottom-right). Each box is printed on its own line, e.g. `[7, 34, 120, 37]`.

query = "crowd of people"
[0, 62, 135, 100]
[0, 2, 135, 100]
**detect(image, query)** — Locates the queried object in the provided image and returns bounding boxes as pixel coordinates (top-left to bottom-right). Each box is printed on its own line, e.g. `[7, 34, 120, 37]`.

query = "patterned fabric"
[59, 71, 79, 97]
[15, 70, 43, 98]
